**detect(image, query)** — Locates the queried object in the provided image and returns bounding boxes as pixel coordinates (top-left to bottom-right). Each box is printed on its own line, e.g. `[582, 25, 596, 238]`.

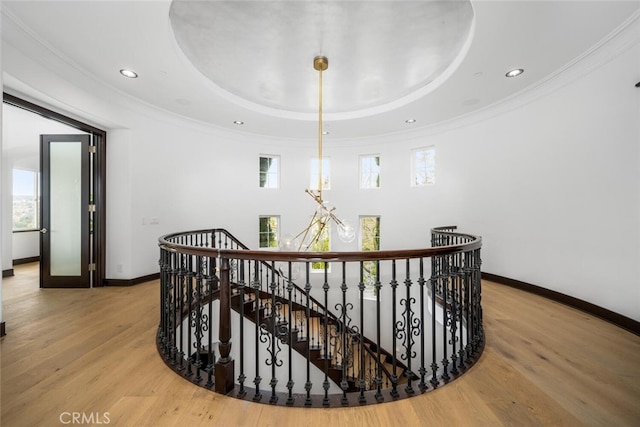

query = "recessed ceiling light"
[119, 69, 138, 78]
[233, 120, 244, 125]
[405, 119, 416, 124]
[505, 68, 524, 78]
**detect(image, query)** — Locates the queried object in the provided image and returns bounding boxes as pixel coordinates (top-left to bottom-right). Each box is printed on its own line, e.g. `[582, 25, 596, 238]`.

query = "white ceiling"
[2, 1, 639, 140]
[170, 1, 474, 116]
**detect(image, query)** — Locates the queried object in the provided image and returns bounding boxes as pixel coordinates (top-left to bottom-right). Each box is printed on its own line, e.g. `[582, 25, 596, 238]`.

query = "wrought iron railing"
[157, 226, 483, 407]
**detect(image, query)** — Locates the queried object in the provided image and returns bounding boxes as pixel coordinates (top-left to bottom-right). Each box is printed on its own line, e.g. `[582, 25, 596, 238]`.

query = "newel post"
[215, 255, 235, 394]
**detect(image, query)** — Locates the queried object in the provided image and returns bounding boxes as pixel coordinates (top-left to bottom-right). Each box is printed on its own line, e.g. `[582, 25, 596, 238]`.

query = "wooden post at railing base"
[215, 358, 235, 394]
[215, 256, 234, 394]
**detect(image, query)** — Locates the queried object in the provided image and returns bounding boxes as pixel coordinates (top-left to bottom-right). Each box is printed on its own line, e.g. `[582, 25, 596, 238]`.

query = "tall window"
[13, 168, 39, 231]
[259, 155, 280, 188]
[259, 216, 279, 248]
[360, 216, 380, 292]
[310, 221, 330, 272]
[412, 146, 435, 186]
[310, 158, 330, 191]
[360, 155, 380, 189]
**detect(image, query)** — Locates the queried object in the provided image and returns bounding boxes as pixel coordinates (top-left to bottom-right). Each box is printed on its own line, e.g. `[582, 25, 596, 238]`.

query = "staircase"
[228, 279, 413, 393]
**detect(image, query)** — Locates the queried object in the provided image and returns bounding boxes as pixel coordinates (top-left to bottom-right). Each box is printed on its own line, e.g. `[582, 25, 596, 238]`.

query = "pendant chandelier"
[280, 56, 355, 252]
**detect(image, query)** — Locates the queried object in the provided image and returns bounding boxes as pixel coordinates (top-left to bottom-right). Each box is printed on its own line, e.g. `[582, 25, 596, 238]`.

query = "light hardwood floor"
[1, 262, 639, 426]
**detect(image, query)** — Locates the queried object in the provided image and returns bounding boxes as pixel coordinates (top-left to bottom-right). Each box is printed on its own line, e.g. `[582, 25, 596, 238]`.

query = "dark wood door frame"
[40, 134, 91, 288]
[3, 92, 107, 287]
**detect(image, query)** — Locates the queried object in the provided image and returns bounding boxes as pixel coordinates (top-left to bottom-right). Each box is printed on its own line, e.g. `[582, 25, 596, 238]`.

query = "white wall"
[12, 231, 37, 260]
[442, 46, 640, 317]
[1, 18, 638, 322]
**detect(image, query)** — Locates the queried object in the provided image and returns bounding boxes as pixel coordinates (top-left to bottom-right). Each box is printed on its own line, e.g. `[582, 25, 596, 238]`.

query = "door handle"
[40, 228, 48, 234]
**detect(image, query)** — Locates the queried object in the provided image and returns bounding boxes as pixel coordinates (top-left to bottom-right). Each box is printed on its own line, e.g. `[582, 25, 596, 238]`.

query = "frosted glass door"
[50, 142, 82, 275]
[40, 135, 90, 288]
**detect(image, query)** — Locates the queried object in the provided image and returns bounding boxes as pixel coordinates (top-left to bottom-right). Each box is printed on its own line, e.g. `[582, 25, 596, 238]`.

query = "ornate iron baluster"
[185, 255, 194, 378]
[286, 262, 295, 406]
[430, 261, 439, 388]
[472, 249, 483, 353]
[159, 251, 167, 354]
[177, 254, 186, 372]
[390, 260, 399, 398]
[322, 265, 330, 406]
[456, 253, 466, 371]
[374, 261, 383, 402]
[237, 259, 246, 397]
[441, 254, 451, 382]
[418, 258, 427, 391]
[304, 262, 312, 406]
[449, 255, 459, 376]
[339, 262, 349, 405]
[161, 250, 172, 357]
[171, 252, 179, 366]
[192, 256, 205, 383]
[358, 262, 366, 404]
[464, 250, 473, 362]
[400, 258, 418, 394]
[266, 261, 285, 404]
[252, 260, 262, 401]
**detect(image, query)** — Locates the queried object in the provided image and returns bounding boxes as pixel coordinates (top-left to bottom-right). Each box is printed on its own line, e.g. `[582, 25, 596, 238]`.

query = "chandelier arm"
[305, 189, 322, 204]
[329, 212, 344, 226]
[295, 212, 321, 251]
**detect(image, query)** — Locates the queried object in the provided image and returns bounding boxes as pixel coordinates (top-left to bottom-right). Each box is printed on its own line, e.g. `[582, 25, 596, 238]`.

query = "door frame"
[3, 93, 107, 287]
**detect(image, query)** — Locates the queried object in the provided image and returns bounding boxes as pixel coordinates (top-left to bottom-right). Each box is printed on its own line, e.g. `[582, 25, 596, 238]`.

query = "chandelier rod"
[314, 56, 328, 203]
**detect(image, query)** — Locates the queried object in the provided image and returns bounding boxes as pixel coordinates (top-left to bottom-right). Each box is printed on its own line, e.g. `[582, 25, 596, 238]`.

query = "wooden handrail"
[159, 229, 481, 262]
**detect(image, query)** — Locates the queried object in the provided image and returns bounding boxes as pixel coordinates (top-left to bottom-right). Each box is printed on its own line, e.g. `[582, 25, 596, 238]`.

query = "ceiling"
[2, 1, 639, 140]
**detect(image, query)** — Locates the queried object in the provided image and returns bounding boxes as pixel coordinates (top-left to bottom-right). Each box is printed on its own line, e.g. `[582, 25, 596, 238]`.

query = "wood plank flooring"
[1, 262, 639, 426]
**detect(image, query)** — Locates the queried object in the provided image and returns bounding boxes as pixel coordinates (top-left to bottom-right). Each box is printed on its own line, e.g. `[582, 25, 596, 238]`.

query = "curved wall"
[1, 18, 638, 321]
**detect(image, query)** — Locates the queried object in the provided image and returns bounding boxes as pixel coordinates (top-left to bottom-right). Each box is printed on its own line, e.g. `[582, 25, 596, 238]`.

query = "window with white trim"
[310, 221, 330, 272]
[259, 216, 280, 248]
[310, 158, 330, 191]
[259, 155, 280, 188]
[411, 146, 435, 186]
[360, 216, 380, 293]
[359, 154, 380, 189]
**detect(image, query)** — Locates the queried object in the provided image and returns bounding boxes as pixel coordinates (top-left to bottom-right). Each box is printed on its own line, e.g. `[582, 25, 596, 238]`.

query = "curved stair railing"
[161, 229, 409, 394]
[157, 226, 483, 407]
